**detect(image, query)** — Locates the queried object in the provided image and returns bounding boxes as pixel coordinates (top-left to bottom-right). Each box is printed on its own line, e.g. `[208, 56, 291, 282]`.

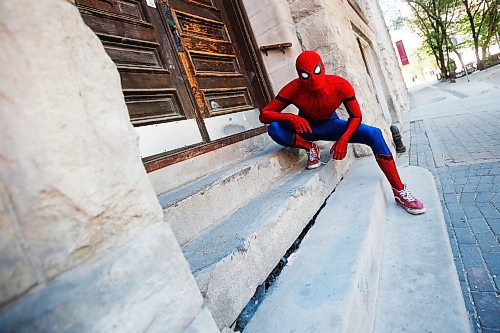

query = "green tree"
[406, 0, 461, 79]
[460, 0, 499, 69]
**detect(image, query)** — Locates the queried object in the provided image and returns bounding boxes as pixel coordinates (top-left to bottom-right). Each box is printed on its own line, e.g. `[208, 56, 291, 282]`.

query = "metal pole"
[464, 58, 470, 82]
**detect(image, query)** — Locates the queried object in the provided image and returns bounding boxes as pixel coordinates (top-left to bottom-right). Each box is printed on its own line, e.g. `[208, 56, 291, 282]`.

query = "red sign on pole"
[396, 40, 409, 65]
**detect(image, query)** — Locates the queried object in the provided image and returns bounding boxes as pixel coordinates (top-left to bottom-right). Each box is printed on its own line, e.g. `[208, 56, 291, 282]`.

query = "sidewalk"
[403, 65, 500, 333]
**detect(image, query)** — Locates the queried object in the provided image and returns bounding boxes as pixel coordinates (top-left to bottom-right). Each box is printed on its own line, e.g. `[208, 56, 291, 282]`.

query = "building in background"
[0, 0, 408, 331]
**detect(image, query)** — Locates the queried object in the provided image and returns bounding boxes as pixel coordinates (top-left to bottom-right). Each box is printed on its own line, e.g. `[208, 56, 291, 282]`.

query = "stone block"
[244, 157, 386, 333]
[0, 2, 216, 331]
[463, 206, 484, 220]
[188, 155, 353, 328]
[468, 218, 494, 235]
[466, 266, 495, 292]
[471, 292, 500, 329]
[288, 0, 326, 23]
[161, 147, 306, 246]
[244, 0, 294, 37]
[444, 193, 459, 204]
[0, 223, 218, 332]
[0, 189, 37, 305]
[267, 65, 301, 95]
[475, 232, 498, 252]
[184, 307, 220, 333]
[454, 228, 476, 244]
[481, 251, 500, 276]
[0, 0, 165, 280]
[459, 244, 484, 267]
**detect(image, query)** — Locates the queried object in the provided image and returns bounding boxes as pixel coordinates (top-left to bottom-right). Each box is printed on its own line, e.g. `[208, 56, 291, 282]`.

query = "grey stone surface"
[407, 72, 500, 332]
[0, 1, 219, 331]
[425, 112, 500, 165]
[148, 134, 277, 195]
[244, 159, 468, 333]
[0, 0, 164, 283]
[0, 223, 219, 333]
[184, 307, 220, 333]
[185, 150, 353, 328]
[373, 166, 470, 333]
[161, 146, 305, 246]
[0, 187, 37, 305]
[244, 157, 387, 333]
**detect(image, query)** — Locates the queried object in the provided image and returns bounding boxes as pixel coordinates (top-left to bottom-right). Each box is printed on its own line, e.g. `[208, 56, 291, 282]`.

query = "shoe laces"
[399, 186, 416, 202]
[308, 146, 317, 161]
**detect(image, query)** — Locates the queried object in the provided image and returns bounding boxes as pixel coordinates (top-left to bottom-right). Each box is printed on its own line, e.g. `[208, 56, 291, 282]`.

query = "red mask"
[295, 50, 326, 91]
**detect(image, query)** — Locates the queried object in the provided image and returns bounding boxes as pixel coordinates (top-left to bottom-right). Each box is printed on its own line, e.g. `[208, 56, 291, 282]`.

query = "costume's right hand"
[284, 114, 312, 134]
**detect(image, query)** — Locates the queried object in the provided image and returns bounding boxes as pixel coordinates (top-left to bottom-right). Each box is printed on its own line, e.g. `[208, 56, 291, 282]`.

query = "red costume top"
[259, 50, 362, 160]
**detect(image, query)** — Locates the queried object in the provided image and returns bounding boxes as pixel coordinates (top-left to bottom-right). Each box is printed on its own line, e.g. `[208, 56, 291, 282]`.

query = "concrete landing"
[183, 154, 351, 328]
[243, 159, 470, 333]
[373, 166, 470, 333]
[244, 157, 387, 333]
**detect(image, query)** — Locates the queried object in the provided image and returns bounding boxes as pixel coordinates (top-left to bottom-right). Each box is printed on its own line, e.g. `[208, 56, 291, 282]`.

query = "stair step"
[243, 157, 387, 333]
[159, 145, 306, 246]
[373, 166, 470, 333]
[182, 155, 353, 328]
[243, 162, 470, 333]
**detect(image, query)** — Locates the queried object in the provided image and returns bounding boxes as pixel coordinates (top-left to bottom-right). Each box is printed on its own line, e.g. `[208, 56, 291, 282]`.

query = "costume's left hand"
[330, 139, 348, 160]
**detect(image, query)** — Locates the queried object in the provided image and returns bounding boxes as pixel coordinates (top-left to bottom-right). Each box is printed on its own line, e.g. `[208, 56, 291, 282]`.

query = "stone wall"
[0, 1, 218, 331]
[243, 0, 408, 157]
[353, 0, 410, 124]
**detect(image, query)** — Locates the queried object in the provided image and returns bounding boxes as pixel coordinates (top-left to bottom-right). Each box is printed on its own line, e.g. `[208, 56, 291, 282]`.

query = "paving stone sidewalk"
[409, 118, 500, 333]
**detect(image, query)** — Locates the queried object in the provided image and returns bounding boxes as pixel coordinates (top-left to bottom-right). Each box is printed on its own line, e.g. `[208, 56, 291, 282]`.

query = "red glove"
[259, 95, 312, 134]
[330, 139, 348, 160]
[282, 114, 312, 134]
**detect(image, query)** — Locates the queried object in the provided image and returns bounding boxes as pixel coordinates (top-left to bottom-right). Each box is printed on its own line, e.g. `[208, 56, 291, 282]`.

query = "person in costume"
[259, 50, 425, 214]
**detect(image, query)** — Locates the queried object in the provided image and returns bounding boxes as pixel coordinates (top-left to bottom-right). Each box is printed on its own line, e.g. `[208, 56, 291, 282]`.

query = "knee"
[369, 127, 384, 144]
[372, 127, 383, 139]
[268, 122, 292, 146]
[268, 122, 282, 140]
[369, 127, 391, 154]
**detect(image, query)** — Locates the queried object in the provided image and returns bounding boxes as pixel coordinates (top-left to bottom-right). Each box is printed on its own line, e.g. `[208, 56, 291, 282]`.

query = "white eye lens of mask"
[300, 72, 309, 79]
[314, 65, 321, 74]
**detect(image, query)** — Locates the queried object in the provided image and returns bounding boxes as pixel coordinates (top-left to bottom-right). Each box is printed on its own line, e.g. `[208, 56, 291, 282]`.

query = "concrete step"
[243, 157, 388, 333]
[373, 166, 470, 333]
[159, 145, 306, 246]
[243, 160, 471, 333]
[182, 154, 352, 329]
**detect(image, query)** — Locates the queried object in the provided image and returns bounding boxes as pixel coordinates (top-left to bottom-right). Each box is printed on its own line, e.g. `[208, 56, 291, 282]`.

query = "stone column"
[0, 1, 218, 331]
[357, 0, 410, 124]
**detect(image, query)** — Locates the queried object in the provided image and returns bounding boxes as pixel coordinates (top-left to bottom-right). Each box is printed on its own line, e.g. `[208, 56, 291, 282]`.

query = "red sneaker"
[393, 185, 426, 215]
[307, 143, 321, 169]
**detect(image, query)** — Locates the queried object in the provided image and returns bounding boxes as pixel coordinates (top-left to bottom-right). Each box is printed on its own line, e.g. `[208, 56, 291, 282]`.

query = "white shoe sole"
[396, 201, 426, 215]
[306, 161, 321, 170]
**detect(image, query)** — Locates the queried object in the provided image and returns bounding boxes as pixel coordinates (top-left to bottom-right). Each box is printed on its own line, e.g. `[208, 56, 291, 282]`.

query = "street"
[404, 66, 500, 332]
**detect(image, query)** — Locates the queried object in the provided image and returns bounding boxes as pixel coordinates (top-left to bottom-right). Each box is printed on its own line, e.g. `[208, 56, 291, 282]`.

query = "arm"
[331, 81, 362, 160]
[259, 84, 312, 134]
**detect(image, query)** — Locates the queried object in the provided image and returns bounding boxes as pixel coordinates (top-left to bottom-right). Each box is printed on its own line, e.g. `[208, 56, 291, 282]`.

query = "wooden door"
[76, 0, 196, 126]
[165, 0, 270, 117]
[76, 0, 271, 165]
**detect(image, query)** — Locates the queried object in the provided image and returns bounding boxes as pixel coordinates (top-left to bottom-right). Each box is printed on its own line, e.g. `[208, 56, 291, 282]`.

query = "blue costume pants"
[268, 113, 392, 155]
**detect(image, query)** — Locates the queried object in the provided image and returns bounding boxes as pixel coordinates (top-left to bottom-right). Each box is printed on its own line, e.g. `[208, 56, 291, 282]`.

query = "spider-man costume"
[259, 50, 425, 214]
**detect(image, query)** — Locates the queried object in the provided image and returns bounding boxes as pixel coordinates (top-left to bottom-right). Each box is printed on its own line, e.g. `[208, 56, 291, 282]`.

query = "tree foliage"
[405, 0, 499, 73]
[460, 0, 499, 69]
[406, 0, 460, 79]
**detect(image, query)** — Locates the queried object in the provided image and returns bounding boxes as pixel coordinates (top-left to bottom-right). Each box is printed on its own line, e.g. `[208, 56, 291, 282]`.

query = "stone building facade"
[0, 0, 408, 331]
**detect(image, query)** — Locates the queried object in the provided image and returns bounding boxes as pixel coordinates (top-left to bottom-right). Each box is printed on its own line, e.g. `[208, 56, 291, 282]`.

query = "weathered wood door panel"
[76, 0, 196, 126]
[77, 0, 271, 163]
[167, 0, 269, 117]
